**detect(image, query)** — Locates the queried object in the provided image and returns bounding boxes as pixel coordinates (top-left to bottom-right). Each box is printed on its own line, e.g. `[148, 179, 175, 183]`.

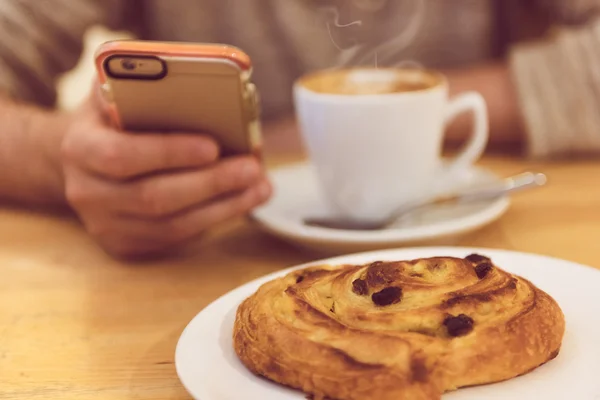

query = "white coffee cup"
[293, 67, 489, 222]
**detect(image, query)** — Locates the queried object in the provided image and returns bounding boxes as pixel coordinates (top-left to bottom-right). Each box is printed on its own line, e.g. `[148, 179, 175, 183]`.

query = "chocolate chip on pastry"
[371, 286, 403, 306]
[443, 314, 475, 337]
[351, 278, 368, 296]
[474, 262, 494, 279]
[233, 257, 565, 400]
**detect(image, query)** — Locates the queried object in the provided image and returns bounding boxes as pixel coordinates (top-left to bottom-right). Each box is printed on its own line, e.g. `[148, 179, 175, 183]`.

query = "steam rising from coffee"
[321, 0, 426, 69]
[324, 7, 363, 51]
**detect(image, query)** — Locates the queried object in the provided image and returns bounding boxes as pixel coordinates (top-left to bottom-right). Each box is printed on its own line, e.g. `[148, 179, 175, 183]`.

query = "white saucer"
[250, 162, 510, 253]
[175, 247, 600, 400]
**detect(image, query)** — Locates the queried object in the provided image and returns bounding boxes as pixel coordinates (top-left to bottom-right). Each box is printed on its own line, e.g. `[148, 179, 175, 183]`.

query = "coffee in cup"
[298, 68, 440, 95]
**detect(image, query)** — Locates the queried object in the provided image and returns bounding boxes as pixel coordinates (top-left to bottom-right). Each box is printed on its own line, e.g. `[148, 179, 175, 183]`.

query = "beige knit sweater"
[0, 0, 599, 157]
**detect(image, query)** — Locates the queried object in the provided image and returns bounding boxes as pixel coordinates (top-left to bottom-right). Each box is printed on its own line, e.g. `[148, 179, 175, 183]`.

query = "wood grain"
[1, 155, 598, 399]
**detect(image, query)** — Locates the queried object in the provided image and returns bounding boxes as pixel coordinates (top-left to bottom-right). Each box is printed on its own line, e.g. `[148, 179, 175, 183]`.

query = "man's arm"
[0, 97, 69, 206]
[0, 0, 131, 205]
[0, 85, 272, 257]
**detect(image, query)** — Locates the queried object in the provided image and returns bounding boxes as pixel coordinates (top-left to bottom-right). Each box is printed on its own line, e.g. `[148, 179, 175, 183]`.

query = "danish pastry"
[233, 255, 565, 400]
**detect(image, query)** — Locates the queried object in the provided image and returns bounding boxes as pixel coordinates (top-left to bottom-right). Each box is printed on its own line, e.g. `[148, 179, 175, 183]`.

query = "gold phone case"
[97, 41, 262, 156]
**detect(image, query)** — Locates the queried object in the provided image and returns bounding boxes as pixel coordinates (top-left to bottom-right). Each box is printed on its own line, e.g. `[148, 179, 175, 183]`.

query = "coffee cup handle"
[444, 92, 489, 172]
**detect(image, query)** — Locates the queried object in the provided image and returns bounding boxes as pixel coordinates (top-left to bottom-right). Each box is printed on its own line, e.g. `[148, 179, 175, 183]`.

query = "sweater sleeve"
[509, 1, 600, 157]
[0, 0, 129, 108]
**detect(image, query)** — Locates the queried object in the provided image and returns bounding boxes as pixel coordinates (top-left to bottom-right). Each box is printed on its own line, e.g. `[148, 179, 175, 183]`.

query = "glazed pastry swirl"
[233, 255, 565, 400]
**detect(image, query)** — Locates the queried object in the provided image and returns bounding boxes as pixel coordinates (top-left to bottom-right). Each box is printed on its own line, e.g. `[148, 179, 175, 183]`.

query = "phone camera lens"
[121, 59, 136, 71]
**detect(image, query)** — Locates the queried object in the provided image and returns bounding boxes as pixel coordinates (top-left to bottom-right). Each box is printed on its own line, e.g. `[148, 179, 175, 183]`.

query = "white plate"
[176, 247, 600, 400]
[250, 162, 510, 254]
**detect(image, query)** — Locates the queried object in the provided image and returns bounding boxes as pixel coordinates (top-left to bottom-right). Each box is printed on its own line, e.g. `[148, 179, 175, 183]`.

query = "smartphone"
[95, 40, 262, 156]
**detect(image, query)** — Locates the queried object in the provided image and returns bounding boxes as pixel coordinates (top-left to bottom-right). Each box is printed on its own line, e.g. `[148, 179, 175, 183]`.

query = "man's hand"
[60, 98, 271, 258]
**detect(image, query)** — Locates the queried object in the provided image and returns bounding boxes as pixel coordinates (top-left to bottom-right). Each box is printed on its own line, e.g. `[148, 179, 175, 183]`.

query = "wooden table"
[1, 155, 599, 399]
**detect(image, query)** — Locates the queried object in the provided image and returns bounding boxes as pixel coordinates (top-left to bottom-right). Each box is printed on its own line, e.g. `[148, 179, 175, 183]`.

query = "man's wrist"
[0, 98, 71, 206]
[32, 108, 71, 205]
[443, 62, 525, 150]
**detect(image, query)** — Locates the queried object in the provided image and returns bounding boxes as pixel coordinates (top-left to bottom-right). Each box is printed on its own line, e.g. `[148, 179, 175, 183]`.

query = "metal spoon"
[304, 172, 547, 231]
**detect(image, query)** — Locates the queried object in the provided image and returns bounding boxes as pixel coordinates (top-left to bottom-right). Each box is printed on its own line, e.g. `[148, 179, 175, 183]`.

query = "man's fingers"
[65, 156, 266, 217]
[122, 156, 264, 217]
[82, 180, 272, 257]
[62, 127, 220, 179]
[177, 179, 272, 232]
